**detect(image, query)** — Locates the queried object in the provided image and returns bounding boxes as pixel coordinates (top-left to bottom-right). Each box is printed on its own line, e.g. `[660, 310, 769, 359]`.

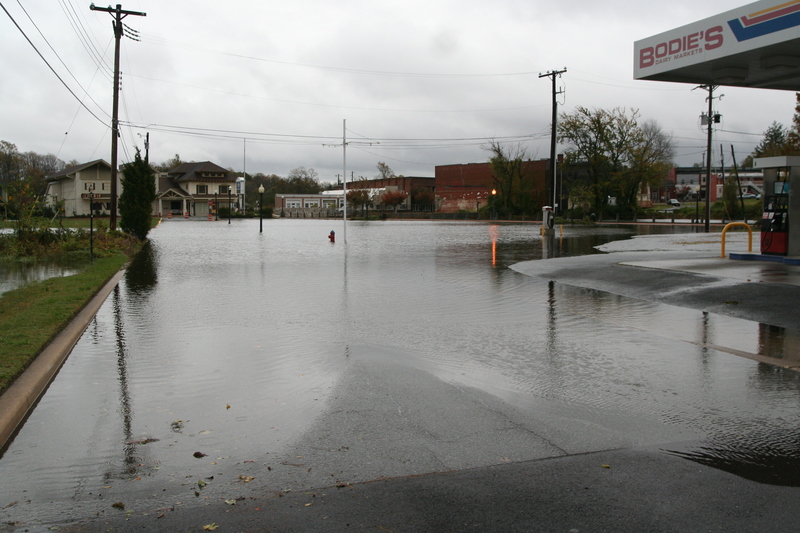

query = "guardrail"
[720, 222, 753, 258]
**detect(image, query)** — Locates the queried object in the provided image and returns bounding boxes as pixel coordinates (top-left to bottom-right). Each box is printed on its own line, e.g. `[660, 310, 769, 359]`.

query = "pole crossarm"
[89, 4, 147, 18]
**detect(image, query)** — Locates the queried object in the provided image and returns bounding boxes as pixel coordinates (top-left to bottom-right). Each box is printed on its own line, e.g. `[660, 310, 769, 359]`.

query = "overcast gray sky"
[1, 0, 796, 183]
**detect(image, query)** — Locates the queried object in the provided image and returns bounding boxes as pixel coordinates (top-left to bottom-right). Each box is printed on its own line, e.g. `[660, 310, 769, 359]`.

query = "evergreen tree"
[120, 149, 156, 240]
[754, 121, 788, 157]
[787, 93, 800, 153]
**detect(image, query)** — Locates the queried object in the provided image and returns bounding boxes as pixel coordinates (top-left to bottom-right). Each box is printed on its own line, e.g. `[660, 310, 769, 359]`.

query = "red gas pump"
[761, 191, 789, 255]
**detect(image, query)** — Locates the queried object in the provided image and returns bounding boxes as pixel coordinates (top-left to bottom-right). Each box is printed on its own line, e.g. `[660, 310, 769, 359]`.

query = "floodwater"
[0, 261, 83, 297]
[1, 220, 800, 529]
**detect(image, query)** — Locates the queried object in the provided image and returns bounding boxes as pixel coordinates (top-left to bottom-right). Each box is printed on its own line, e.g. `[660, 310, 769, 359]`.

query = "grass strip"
[0, 253, 129, 394]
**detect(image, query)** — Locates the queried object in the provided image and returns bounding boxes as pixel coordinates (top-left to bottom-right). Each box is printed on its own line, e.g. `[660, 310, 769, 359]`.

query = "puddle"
[0, 260, 84, 297]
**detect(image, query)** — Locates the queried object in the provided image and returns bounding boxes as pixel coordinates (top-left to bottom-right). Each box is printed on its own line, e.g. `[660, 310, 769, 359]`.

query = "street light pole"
[88, 184, 95, 263]
[228, 186, 232, 225]
[491, 188, 497, 220]
[258, 184, 264, 233]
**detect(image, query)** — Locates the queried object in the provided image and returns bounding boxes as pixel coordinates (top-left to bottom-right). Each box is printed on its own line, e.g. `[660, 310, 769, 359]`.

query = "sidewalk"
[513, 232, 800, 331]
[60, 447, 800, 532]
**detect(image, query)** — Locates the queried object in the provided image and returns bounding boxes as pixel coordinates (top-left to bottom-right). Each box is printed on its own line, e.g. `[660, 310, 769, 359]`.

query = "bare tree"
[484, 140, 528, 214]
[376, 162, 395, 180]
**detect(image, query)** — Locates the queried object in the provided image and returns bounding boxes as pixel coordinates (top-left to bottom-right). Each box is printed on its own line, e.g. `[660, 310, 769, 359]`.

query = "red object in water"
[328, 231, 335, 242]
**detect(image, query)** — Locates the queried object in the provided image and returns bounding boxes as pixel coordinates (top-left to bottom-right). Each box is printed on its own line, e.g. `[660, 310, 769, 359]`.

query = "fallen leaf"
[224, 499, 237, 505]
[239, 475, 255, 483]
[601, 464, 611, 469]
[203, 524, 219, 531]
[193, 452, 207, 458]
[112, 502, 125, 510]
[198, 480, 207, 488]
[305, 502, 313, 507]
[157, 513, 165, 519]
[226, 404, 231, 410]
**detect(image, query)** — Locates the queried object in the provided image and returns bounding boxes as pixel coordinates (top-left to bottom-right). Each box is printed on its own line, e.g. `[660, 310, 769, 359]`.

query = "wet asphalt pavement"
[42, 232, 800, 533]
[57, 448, 800, 533]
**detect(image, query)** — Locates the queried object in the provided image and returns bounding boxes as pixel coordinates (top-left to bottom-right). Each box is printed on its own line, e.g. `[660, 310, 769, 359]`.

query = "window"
[219, 185, 230, 194]
[197, 185, 208, 194]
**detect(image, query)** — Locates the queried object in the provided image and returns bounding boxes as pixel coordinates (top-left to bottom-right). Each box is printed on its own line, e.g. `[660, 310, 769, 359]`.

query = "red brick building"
[435, 160, 548, 213]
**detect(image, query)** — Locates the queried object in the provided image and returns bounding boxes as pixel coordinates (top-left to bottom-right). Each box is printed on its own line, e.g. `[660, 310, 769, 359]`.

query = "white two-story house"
[45, 159, 117, 216]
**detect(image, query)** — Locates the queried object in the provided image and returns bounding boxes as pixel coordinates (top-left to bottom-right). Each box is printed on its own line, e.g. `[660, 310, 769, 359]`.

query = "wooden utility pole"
[89, 3, 146, 230]
[539, 68, 566, 215]
[696, 84, 719, 233]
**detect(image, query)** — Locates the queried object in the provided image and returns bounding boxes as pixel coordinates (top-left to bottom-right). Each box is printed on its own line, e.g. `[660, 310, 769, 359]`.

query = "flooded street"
[1, 220, 799, 529]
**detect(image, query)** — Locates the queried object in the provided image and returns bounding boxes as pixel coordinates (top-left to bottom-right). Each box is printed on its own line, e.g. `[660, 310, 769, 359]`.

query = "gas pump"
[761, 181, 789, 255]
[754, 156, 800, 257]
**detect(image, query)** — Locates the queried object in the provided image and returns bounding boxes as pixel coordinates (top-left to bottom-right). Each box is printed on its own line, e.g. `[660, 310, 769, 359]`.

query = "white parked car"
[666, 199, 680, 207]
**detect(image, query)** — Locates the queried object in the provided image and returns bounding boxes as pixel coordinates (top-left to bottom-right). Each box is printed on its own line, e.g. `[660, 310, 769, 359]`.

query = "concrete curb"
[0, 269, 125, 452]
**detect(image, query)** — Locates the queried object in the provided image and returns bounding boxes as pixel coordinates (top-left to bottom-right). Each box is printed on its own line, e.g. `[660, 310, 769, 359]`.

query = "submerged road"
[2, 223, 799, 532]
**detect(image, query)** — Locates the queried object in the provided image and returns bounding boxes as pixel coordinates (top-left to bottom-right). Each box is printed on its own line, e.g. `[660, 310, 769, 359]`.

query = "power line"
[14, 0, 111, 118]
[0, 0, 109, 126]
[140, 35, 541, 79]
[57, 0, 113, 79]
[121, 120, 544, 149]
[125, 72, 543, 114]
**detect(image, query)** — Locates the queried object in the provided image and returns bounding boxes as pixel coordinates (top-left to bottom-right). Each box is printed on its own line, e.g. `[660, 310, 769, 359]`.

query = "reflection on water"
[759, 324, 800, 366]
[1, 220, 799, 526]
[123, 240, 158, 297]
[0, 260, 83, 297]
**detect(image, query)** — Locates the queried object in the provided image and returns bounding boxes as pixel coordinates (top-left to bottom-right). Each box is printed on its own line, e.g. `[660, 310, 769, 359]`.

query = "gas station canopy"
[634, 0, 800, 90]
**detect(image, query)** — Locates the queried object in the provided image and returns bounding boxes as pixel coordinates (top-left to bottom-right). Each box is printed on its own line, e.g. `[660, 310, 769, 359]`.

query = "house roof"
[46, 159, 111, 182]
[158, 175, 189, 197]
[167, 161, 234, 182]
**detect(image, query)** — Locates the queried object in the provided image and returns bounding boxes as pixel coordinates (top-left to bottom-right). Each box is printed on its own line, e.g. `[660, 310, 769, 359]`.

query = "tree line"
[487, 93, 800, 219]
